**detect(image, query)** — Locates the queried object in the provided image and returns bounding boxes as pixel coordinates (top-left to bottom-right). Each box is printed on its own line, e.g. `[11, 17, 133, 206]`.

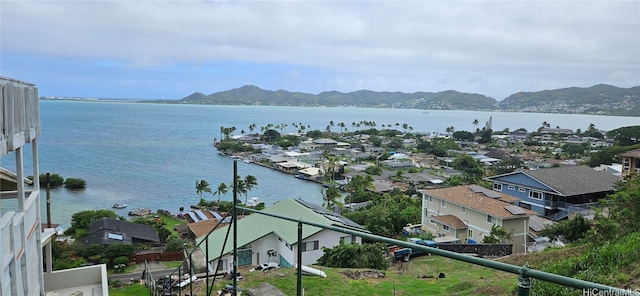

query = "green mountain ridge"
[175, 84, 640, 116]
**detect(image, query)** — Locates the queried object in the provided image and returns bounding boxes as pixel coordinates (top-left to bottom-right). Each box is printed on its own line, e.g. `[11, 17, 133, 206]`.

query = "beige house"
[420, 185, 535, 253]
[619, 148, 640, 178]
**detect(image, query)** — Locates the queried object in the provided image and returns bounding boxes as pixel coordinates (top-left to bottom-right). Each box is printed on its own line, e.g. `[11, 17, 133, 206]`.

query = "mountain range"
[171, 84, 640, 116]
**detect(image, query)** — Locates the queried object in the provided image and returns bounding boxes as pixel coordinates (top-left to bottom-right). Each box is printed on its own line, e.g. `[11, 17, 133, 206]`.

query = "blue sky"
[1, 1, 639, 100]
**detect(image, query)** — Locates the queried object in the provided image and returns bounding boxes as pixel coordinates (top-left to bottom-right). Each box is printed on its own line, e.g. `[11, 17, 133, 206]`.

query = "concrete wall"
[43, 264, 108, 292]
[437, 244, 513, 257]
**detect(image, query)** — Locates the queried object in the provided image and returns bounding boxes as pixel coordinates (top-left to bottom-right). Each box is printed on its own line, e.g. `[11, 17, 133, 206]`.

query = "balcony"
[1, 76, 41, 157]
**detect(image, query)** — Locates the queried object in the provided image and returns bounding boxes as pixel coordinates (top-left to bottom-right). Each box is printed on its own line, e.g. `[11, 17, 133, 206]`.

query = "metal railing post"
[233, 160, 238, 296]
[518, 262, 531, 296]
[297, 221, 303, 296]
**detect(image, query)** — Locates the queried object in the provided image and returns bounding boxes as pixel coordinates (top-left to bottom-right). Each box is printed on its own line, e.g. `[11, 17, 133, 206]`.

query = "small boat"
[112, 204, 127, 209]
[246, 197, 261, 207]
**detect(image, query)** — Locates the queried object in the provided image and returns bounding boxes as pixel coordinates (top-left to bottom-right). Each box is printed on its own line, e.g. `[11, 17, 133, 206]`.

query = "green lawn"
[110, 255, 518, 296]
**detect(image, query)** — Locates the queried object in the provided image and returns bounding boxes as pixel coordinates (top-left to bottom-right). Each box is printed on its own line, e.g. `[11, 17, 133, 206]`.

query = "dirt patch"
[473, 284, 511, 296]
[342, 270, 386, 280]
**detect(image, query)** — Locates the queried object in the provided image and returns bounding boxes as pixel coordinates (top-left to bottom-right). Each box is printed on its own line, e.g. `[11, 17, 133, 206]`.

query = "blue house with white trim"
[485, 166, 621, 221]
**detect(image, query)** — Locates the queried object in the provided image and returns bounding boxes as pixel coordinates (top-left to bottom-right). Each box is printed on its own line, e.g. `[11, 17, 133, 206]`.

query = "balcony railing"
[1, 76, 41, 157]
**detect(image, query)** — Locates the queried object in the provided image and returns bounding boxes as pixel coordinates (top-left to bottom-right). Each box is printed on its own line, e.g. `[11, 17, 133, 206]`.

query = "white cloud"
[1, 0, 638, 99]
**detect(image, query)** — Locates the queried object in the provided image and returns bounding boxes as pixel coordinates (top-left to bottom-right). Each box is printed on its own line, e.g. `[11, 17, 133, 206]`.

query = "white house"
[196, 199, 368, 273]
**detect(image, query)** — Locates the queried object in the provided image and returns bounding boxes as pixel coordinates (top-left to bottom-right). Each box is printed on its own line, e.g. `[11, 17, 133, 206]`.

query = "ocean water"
[1, 100, 638, 228]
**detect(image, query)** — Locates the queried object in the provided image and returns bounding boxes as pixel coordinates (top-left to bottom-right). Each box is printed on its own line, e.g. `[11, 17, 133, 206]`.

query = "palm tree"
[214, 182, 228, 205]
[473, 119, 479, 130]
[231, 177, 247, 205]
[195, 180, 212, 202]
[321, 186, 342, 210]
[446, 126, 455, 134]
[243, 175, 258, 204]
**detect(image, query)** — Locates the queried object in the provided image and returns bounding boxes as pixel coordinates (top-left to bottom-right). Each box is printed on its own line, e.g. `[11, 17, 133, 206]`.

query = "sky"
[1, 1, 639, 100]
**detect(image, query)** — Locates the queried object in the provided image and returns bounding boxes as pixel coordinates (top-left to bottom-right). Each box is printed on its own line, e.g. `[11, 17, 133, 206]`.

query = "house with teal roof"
[195, 199, 368, 273]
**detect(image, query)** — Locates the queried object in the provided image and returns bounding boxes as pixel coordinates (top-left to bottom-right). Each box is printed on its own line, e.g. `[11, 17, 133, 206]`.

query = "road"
[109, 267, 177, 283]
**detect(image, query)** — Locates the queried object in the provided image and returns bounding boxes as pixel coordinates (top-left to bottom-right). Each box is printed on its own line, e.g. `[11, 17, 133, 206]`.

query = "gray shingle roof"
[82, 218, 159, 245]
[518, 166, 621, 196]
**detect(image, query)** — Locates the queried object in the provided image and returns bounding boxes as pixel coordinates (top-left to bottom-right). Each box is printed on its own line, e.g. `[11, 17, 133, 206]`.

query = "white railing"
[0, 76, 40, 157]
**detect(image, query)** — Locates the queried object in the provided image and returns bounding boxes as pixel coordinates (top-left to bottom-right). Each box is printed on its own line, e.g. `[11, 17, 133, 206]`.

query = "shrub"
[317, 242, 389, 270]
[64, 177, 86, 189]
[165, 238, 189, 252]
[104, 244, 135, 258]
[38, 173, 64, 188]
[113, 256, 130, 268]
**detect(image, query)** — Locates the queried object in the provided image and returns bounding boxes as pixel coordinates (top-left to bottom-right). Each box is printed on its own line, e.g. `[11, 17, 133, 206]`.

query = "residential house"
[619, 148, 640, 178]
[0, 76, 108, 295]
[410, 153, 439, 168]
[80, 218, 161, 246]
[420, 185, 535, 253]
[196, 199, 368, 272]
[485, 166, 621, 220]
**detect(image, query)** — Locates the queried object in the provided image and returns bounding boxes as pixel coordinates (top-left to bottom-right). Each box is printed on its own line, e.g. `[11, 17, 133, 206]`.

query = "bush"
[165, 238, 189, 252]
[38, 173, 64, 188]
[317, 242, 389, 270]
[104, 244, 135, 258]
[64, 177, 86, 189]
[113, 256, 130, 267]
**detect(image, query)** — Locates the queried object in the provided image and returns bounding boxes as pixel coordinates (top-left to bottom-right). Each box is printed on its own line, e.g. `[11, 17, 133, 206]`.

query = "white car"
[249, 262, 280, 272]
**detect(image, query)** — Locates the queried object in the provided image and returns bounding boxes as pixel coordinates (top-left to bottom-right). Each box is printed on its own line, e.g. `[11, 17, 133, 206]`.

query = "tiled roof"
[421, 186, 536, 219]
[516, 165, 620, 196]
[196, 199, 367, 261]
[432, 214, 467, 229]
[619, 149, 640, 158]
[188, 219, 232, 238]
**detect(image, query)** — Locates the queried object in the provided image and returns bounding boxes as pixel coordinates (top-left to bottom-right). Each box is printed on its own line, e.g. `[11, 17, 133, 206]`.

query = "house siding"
[492, 174, 553, 192]
[421, 192, 529, 253]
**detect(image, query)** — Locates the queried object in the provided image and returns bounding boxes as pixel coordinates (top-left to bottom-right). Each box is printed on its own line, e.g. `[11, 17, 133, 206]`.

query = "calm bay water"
[2, 100, 638, 228]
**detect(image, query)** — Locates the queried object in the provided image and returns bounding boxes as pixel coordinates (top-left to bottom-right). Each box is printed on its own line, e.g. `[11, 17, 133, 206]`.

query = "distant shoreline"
[38, 97, 640, 118]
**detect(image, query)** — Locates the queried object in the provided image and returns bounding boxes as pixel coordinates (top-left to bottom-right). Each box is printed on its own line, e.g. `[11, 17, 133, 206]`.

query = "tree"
[482, 224, 513, 244]
[606, 126, 640, 146]
[261, 129, 281, 143]
[317, 242, 389, 270]
[243, 175, 258, 205]
[65, 210, 118, 237]
[452, 130, 474, 141]
[445, 126, 455, 134]
[195, 180, 212, 201]
[37, 173, 64, 188]
[539, 215, 590, 243]
[64, 177, 86, 189]
[473, 119, 479, 130]
[214, 182, 228, 205]
[593, 175, 640, 241]
[322, 186, 342, 210]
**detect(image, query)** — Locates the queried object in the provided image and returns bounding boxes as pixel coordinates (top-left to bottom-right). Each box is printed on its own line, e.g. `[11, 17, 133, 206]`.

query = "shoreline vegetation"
[41, 83, 640, 117]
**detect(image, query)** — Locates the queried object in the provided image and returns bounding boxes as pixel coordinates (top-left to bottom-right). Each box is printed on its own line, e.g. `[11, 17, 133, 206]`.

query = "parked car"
[249, 262, 280, 272]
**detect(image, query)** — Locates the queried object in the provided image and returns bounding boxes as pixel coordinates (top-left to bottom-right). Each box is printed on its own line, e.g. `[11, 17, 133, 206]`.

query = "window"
[493, 183, 502, 191]
[461, 207, 466, 214]
[441, 200, 447, 208]
[487, 215, 494, 224]
[429, 196, 433, 203]
[430, 218, 436, 224]
[216, 259, 227, 270]
[508, 185, 515, 190]
[468, 229, 473, 238]
[340, 235, 356, 244]
[529, 191, 543, 200]
[302, 241, 319, 252]
[442, 225, 450, 232]
[518, 187, 526, 193]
